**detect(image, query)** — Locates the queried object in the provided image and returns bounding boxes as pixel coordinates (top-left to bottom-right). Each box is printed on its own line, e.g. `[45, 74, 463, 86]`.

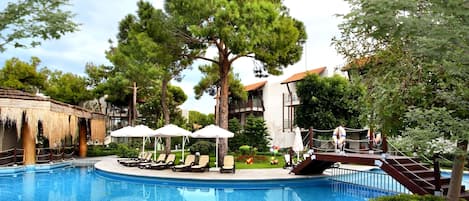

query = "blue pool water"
[441, 172, 469, 187]
[0, 166, 395, 201]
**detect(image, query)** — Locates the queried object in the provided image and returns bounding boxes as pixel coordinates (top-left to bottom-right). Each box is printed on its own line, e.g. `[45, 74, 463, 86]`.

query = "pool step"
[403, 170, 435, 178]
[392, 162, 429, 171]
[430, 184, 466, 194]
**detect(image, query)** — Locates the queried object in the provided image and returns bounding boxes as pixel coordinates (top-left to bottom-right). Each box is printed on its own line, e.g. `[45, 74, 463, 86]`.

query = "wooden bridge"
[290, 127, 469, 200]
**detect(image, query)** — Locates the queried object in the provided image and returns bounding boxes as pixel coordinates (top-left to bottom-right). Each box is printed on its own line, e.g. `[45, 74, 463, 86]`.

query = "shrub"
[189, 140, 214, 155]
[239, 145, 251, 155]
[370, 194, 446, 201]
[116, 144, 138, 158]
[87, 145, 114, 157]
[108, 142, 118, 149]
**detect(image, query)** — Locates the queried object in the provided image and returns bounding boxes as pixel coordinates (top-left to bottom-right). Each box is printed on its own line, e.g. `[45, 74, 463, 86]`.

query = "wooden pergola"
[0, 88, 106, 165]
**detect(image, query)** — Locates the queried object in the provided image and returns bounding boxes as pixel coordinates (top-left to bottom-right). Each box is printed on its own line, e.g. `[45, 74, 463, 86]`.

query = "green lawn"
[168, 150, 285, 169]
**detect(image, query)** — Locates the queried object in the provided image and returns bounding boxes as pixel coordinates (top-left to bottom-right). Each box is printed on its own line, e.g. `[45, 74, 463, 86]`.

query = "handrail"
[0, 148, 17, 153]
[310, 136, 383, 154]
[1, 147, 77, 167]
[329, 167, 410, 194]
[0, 148, 24, 166]
[385, 143, 434, 188]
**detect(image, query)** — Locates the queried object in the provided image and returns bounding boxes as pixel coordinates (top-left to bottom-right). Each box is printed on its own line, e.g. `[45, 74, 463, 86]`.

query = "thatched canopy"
[0, 88, 105, 147]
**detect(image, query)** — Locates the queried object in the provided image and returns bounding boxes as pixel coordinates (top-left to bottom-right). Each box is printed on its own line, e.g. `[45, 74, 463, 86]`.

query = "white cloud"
[0, 0, 350, 115]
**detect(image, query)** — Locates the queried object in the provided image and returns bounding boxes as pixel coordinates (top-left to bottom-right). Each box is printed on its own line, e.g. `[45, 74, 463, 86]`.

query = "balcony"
[283, 93, 300, 106]
[229, 99, 264, 114]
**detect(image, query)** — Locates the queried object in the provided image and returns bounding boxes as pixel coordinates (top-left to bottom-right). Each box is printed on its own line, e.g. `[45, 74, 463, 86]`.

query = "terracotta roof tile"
[244, 81, 267, 91]
[342, 57, 372, 71]
[281, 67, 326, 84]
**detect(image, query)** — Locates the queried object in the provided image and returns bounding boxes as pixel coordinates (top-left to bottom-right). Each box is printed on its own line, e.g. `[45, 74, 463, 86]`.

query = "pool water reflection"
[0, 166, 395, 201]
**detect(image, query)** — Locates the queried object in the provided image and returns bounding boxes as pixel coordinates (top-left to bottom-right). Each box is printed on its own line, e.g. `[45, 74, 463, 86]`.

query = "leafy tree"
[43, 70, 92, 105]
[194, 63, 247, 125]
[206, 114, 215, 125]
[138, 85, 187, 128]
[333, 1, 468, 199]
[243, 115, 270, 152]
[164, 0, 306, 164]
[228, 117, 245, 152]
[401, 107, 469, 157]
[85, 62, 132, 107]
[295, 74, 364, 129]
[109, 1, 191, 154]
[0, 57, 46, 93]
[194, 63, 247, 101]
[188, 110, 213, 131]
[84, 63, 111, 98]
[0, 0, 78, 52]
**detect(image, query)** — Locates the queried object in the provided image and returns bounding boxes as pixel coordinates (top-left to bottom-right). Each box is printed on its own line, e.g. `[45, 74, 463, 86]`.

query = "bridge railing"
[328, 167, 411, 194]
[36, 147, 76, 164]
[303, 127, 385, 154]
[0, 148, 24, 167]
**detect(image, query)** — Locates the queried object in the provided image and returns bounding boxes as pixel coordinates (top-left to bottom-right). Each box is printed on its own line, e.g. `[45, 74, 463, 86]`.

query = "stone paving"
[91, 156, 376, 181]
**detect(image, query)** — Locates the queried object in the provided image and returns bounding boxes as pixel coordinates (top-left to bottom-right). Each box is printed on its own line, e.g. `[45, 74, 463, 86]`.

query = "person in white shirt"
[332, 125, 346, 152]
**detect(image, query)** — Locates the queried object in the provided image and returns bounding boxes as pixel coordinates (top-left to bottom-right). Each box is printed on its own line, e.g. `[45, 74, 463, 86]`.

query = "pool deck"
[92, 156, 375, 181]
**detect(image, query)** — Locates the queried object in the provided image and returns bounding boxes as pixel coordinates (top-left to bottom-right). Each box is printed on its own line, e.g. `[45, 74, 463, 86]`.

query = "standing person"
[332, 125, 346, 152]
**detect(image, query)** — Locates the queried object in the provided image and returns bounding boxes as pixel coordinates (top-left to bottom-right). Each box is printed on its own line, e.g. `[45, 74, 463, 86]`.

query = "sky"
[0, 0, 351, 114]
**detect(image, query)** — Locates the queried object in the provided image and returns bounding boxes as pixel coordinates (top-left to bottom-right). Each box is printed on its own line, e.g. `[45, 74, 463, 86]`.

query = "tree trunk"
[78, 118, 88, 158]
[218, 57, 230, 166]
[161, 78, 171, 155]
[447, 140, 468, 201]
[21, 112, 36, 165]
[132, 82, 137, 126]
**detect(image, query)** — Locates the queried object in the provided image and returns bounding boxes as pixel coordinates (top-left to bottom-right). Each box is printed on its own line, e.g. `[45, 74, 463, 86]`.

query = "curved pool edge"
[94, 158, 325, 182]
[0, 161, 73, 175]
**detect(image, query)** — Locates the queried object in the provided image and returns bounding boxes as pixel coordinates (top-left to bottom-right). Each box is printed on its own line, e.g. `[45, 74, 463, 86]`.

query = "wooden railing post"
[13, 148, 17, 164]
[308, 127, 314, 149]
[62, 147, 65, 160]
[433, 154, 441, 195]
[49, 148, 53, 162]
[368, 128, 374, 151]
[382, 135, 388, 153]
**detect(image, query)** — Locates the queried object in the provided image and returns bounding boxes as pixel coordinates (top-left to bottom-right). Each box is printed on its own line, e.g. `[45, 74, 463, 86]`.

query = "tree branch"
[228, 52, 253, 64]
[194, 55, 219, 64]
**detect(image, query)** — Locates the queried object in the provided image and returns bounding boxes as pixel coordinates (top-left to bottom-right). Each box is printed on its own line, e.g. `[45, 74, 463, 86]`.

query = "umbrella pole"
[182, 136, 185, 160]
[142, 136, 145, 153]
[216, 138, 218, 168]
[154, 137, 157, 160]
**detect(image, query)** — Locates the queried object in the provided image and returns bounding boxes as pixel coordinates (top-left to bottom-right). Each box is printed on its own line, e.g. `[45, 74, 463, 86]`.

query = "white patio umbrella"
[131, 125, 158, 153]
[153, 124, 192, 159]
[292, 127, 304, 162]
[110, 126, 134, 137]
[110, 125, 158, 159]
[191, 124, 234, 168]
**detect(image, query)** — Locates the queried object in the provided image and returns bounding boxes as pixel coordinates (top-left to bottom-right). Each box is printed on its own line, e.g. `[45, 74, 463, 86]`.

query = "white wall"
[262, 77, 297, 148]
[257, 68, 335, 148]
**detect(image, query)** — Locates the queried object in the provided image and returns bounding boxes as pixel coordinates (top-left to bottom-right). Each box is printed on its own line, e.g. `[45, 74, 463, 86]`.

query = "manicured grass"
[168, 151, 286, 169]
[236, 160, 285, 169]
[118, 149, 287, 169]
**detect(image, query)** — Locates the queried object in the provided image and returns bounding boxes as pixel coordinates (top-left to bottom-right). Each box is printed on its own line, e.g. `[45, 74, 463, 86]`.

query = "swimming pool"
[0, 166, 395, 201]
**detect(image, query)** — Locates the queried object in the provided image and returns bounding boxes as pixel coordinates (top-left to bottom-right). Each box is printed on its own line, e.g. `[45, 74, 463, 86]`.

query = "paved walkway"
[92, 156, 376, 181]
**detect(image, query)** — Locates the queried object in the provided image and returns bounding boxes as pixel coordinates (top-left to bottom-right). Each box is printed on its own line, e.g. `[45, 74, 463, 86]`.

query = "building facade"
[229, 67, 328, 148]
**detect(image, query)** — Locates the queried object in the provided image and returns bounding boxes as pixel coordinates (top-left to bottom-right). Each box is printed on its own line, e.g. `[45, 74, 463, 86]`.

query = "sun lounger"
[191, 155, 210, 172]
[172, 154, 195, 172]
[118, 151, 146, 164]
[122, 152, 153, 167]
[220, 155, 235, 173]
[138, 153, 166, 169]
[149, 154, 176, 170]
[283, 154, 293, 169]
